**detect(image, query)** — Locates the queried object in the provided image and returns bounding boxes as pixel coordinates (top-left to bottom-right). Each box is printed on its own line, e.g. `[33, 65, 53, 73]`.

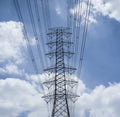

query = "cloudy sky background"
[0, 0, 120, 117]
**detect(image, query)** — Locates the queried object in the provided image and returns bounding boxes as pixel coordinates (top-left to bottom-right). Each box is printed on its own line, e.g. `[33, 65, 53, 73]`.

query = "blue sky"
[0, 0, 120, 117]
[81, 15, 120, 88]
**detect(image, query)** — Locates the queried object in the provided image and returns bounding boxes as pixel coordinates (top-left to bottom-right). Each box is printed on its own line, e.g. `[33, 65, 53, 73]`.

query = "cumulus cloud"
[92, 0, 120, 22]
[70, 1, 97, 24]
[26, 73, 48, 83]
[0, 21, 42, 77]
[0, 21, 25, 64]
[75, 83, 120, 117]
[0, 64, 24, 75]
[0, 78, 47, 117]
[0, 76, 120, 117]
[70, 0, 120, 24]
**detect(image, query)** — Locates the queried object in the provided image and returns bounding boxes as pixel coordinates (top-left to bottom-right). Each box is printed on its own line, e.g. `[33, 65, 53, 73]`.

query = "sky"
[0, 0, 120, 117]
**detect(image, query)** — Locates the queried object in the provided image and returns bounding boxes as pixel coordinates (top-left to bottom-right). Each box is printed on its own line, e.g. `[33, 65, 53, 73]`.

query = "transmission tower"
[43, 27, 79, 117]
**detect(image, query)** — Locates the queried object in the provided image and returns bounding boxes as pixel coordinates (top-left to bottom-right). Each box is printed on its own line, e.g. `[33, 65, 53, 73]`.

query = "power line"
[14, 0, 44, 91]
[74, 0, 83, 67]
[77, 0, 92, 77]
[33, 0, 47, 68]
[40, 0, 52, 68]
[70, 0, 77, 67]
[41, 0, 49, 33]
[73, 0, 82, 67]
[26, 0, 45, 69]
[45, 0, 51, 27]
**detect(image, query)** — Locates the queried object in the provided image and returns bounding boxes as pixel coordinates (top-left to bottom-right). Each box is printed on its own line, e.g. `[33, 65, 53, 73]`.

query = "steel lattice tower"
[43, 27, 78, 117]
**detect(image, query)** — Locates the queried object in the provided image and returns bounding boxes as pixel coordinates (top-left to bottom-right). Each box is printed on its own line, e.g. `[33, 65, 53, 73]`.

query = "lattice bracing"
[43, 27, 79, 117]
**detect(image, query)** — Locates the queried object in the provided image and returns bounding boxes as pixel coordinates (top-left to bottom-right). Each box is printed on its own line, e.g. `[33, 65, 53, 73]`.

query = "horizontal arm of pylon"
[45, 51, 74, 58]
[44, 66, 76, 74]
[43, 79, 78, 88]
[47, 32, 72, 36]
[46, 41, 73, 48]
[42, 93, 79, 103]
[47, 27, 71, 33]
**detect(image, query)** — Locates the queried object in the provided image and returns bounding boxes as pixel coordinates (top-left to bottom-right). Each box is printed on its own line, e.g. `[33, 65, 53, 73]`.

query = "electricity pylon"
[43, 27, 79, 117]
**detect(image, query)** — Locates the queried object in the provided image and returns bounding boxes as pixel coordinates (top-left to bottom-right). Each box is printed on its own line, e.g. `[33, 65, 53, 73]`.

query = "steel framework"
[43, 27, 78, 117]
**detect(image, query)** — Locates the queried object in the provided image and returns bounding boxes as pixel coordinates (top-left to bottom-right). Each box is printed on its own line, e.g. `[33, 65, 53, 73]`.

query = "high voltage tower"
[14, 0, 91, 116]
[43, 27, 78, 117]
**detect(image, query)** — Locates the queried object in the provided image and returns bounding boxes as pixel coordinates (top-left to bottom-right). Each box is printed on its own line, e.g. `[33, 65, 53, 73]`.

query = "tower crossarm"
[43, 79, 78, 88]
[46, 41, 73, 48]
[45, 51, 74, 58]
[44, 66, 76, 74]
[42, 93, 79, 103]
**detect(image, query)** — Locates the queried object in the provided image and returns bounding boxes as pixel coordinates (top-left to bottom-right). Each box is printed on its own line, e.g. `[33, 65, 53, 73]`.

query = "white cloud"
[0, 21, 25, 64]
[0, 76, 120, 117]
[25, 73, 48, 84]
[54, 0, 67, 19]
[0, 78, 47, 117]
[56, 6, 61, 15]
[0, 64, 24, 75]
[30, 37, 37, 46]
[70, 0, 120, 24]
[92, 0, 120, 22]
[70, 2, 97, 24]
[75, 83, 120, 117]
